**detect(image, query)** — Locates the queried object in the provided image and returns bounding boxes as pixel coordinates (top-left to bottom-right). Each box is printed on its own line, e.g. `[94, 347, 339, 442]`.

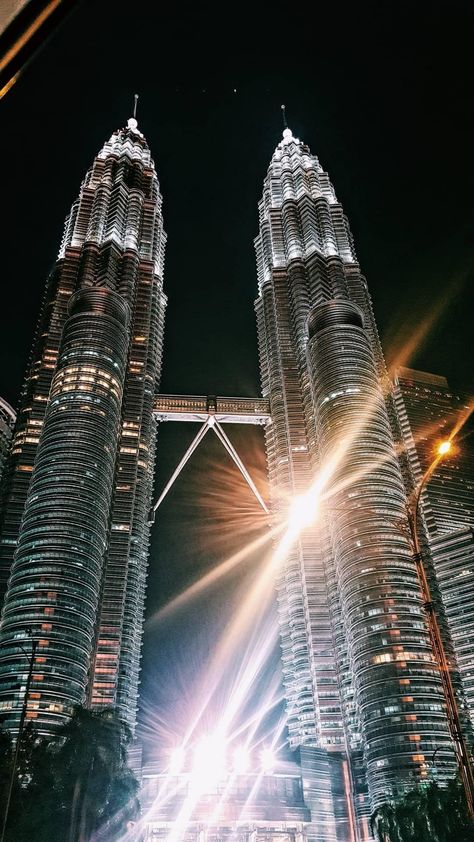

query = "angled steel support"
[148, 421, 210, 524]
[149, 416, 269, 522]
[213, 420, 269, 514]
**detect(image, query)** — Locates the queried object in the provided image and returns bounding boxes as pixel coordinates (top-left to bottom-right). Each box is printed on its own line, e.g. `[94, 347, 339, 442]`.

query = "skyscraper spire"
[281, 103, 288, 129]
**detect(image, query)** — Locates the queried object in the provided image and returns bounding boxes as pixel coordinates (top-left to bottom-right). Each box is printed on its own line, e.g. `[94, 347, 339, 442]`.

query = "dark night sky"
[0, 0, 473, 753]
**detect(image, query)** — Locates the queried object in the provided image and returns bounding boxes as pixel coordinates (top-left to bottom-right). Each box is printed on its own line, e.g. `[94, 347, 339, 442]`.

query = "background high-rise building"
[0, 397, 15, 492]
[254, 127, 456, 831]
[0, 116, 166, 735]
[392, 368, 474, 535]
[393, 367, 474, 728]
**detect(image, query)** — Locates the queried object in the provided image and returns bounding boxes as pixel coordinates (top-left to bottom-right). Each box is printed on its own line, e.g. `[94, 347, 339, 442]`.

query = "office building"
[393, 367, 474, 727]
[0, 115, 166, 734]
[254, 127, 455, 828]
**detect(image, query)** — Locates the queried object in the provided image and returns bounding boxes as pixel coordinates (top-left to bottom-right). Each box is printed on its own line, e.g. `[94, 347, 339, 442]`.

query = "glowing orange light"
[437, 440, 452, 457]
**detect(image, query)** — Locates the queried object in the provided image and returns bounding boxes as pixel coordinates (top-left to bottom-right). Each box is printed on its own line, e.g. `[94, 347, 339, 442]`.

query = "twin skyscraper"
[0, 114, 472, 840]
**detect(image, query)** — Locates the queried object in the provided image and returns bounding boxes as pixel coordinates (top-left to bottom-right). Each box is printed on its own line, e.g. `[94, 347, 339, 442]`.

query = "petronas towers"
[254, 128, 463, 834]
[0, 114, 472, 838]
[0, 117, 166, 732]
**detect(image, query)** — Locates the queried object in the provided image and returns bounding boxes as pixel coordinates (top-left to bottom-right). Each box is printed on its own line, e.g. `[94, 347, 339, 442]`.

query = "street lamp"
[0, 636, 38, 842]
[405, 438, 474, 818]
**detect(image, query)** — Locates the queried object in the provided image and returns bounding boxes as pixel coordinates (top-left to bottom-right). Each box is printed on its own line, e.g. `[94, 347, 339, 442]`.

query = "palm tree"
[0, 723, 12, 819]
[370, 776, 474, 842]
[1, 705, 140, 842]
[370, 802, 401, 842]
[51, 705, 136, 841]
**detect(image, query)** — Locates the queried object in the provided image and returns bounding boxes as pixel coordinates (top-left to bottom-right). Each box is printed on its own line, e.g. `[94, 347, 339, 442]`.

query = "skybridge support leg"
[148, 421, 210, 524]
[213, 421, 269, 514]
[149, 417, 269, 523]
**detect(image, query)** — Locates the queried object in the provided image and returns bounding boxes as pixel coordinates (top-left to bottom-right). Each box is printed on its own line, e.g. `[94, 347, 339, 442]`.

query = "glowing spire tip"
[127, 93, 139, 131]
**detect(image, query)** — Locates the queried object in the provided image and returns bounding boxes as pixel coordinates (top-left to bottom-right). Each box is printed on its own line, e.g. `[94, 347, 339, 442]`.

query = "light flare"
[288, 488, 320, 531]
[192, 732, 226, 791]
[233, 745, 250, 774]
[169, 745, 185, 775]
[261, 746, 275, 773]
[437, 439, 452, 456]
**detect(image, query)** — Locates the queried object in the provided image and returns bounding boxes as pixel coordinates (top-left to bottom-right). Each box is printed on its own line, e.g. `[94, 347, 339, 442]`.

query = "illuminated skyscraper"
[0, 397, 15, 492]
[393, 367, 474, 727]
[0, 114, 166, 734]
[254, 126, 456, 831]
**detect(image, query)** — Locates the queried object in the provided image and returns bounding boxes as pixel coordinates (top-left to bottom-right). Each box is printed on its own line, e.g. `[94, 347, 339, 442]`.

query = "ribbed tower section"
[254, 128, 454, 822]
[0, 117, 166, 734]
[392, 368, 474, 729]
[0, 398, 15, 496]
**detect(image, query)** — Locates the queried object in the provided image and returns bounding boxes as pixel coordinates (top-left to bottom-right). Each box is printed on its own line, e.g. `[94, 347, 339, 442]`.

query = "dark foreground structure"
[141, 755, 311, 842]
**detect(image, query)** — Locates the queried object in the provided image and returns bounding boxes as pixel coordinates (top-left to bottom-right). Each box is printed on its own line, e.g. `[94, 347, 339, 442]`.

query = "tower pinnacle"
[127, 93, 139, 131]
[280, 104, 293, 142]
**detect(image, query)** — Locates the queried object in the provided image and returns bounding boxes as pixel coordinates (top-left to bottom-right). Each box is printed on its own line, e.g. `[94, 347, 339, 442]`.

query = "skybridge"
[150, 394, 271, 521]
[153, 394, 271, 424]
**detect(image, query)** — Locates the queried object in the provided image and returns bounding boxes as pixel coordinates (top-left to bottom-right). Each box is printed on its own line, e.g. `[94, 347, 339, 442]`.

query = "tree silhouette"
[0, 706, 140, 842]
[370, 777, 473, 842]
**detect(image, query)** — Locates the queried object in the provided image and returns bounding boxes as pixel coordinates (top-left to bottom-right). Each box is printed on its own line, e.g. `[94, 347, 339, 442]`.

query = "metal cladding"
[0, 289, 129, 722]
[392, 368, 474, 537]
[430, 528, 474, 728]
[0, 398, 15, 494]
[254, 127, 455, 819]
[0, 118, 167, 733]
[393, 368, 474, 730]
[306, 301, 453, 804]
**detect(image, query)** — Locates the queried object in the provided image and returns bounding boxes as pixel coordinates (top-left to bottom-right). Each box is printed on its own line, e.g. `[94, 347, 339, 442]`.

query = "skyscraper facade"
[254, 127, 456, 831]
[0, 397, 15, 493]
[393, 367, 474, 727]
[0, 116, 166, 734]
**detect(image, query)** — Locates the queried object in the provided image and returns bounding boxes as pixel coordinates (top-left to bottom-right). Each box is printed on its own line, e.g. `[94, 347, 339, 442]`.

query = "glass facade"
[393, 368, 474, 730]
[254, 128, 455, 822]
[0, 397, 15, 495]
[0, 118, 167, 734]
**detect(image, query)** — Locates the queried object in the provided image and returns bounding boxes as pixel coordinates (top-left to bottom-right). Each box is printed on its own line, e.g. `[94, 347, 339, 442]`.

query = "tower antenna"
[133, 93, 139, 120]
[281, 104, 288, 129]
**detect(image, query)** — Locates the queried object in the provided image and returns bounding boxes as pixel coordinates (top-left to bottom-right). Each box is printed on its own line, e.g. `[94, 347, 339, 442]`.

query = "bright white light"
[288, 488, 320, 532]
[169, 746, 185, 775]
[233, 745, 250, 774]
[192, 733, 226, 790]
[261, 747, 275, 773]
